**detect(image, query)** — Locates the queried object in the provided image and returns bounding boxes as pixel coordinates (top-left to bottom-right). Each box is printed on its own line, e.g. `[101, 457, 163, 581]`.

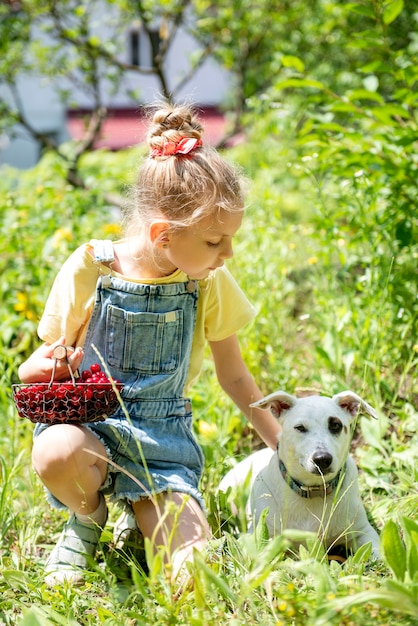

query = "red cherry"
[84, 387, 94, 401]
[14, 369, 122, 425]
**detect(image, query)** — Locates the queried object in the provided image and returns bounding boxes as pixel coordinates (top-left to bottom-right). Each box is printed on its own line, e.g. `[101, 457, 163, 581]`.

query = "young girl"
[18, 104, 280, 587]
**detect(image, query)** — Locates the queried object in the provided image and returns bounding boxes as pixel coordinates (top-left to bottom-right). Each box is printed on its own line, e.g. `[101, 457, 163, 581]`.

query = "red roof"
[67, 107, 229, 150]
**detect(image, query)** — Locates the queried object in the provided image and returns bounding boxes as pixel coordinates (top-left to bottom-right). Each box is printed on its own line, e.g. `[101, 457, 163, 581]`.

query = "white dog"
[219, 391, 380, 559]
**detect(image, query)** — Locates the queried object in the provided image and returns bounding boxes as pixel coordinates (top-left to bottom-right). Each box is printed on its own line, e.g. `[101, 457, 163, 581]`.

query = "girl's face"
[163, 209, 244, 279]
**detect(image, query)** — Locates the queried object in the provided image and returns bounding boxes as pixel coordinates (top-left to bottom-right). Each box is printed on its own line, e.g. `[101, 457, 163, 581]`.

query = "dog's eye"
[294, 424, 307, 433]
[328, 417, 343, 434]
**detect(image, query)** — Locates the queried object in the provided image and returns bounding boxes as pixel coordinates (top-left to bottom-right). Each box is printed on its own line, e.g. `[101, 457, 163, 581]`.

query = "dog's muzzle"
[277, 444, 345, 499]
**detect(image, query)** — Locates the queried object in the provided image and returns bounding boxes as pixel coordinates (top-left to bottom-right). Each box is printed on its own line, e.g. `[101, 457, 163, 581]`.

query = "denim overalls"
[35, 240, 205, 511]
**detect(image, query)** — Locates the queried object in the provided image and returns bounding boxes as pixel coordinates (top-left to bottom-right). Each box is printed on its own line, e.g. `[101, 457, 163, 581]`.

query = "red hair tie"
[150, 137, 202, 158]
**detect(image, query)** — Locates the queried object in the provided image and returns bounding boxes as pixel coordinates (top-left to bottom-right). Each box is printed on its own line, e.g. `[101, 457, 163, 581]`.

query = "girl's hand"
[18, 337, 84, 384]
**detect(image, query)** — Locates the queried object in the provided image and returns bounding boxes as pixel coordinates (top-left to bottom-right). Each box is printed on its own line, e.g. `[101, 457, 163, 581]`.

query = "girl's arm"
[209, 334, 280, 450]
[18, 337, 84, 384]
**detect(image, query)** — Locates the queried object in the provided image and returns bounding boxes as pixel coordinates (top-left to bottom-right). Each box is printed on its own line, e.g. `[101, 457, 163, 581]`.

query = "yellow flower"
[103, 223, 122, 236]
[198, 420, 219, 441]
[52, 228, 72, 248]
[14, 292, 28, 312]
[14, 292, 36, 320]
[308, 256, 318, 265]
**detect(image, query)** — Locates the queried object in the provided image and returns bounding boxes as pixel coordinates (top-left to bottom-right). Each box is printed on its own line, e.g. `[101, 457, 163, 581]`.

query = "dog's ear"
[332, 391, 378, 420]
[250, 391, 297, 419]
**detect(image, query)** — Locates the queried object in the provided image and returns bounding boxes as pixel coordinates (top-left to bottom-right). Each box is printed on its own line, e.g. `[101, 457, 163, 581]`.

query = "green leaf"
[19, 606, 81, 626]
[19, 611, 49, 626]
[371, 104, 410, 124]
[192, 550, 238, 603]
[360, 416, 385, 450]
[243, 535, 288, 592]
[380, 520, 407, 581]
[345, 2, 376, 18]
[382, 0, 404, 24]
[261, 533, 289, 562]
[88, 35, 101, 48]
[281, 55, 305, 72]
[274, 77, 325, 91]
[144, 537, 164, 580]
[351, 540, 373, 564]
[130, 562, 149, 599]
[315, 346, 333, 366]
[347, 89, 384, 103]
[317, 588, 418, 624]
[254, 507, 270, 548]
[402, 516, 418, 581]
[2, 570, 35, 592]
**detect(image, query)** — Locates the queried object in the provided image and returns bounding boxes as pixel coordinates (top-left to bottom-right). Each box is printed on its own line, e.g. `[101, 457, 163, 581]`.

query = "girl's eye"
[207, 241, 221, 247]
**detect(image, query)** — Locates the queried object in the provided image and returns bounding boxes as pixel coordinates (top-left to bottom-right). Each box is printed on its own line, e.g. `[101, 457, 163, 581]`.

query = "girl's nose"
[220, 240, 234, 259]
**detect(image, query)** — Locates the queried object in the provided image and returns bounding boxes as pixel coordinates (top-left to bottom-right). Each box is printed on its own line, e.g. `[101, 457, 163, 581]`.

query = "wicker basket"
[12, 381, 123, 425]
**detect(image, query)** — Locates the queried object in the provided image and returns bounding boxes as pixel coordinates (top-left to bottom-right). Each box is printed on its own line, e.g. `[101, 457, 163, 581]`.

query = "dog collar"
[277, 448, 345, 499]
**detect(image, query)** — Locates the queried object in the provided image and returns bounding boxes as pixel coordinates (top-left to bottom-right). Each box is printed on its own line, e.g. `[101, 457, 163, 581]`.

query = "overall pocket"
[106, 304, 184, 374]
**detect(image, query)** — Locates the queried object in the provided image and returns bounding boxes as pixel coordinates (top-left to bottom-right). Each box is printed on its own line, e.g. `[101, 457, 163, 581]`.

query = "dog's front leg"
[351, 505, 380, 559]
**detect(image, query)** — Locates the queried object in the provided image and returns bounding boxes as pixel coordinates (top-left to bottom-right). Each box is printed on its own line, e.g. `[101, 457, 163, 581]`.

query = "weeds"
[1, 124, 417, 624]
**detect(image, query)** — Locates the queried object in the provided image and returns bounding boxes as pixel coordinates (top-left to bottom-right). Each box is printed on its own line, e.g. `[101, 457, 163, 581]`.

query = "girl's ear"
[150, 221, 170, 248]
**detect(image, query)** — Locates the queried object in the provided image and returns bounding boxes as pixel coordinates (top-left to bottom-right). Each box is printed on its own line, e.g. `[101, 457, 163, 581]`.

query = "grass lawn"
[0, 144, 417, 625]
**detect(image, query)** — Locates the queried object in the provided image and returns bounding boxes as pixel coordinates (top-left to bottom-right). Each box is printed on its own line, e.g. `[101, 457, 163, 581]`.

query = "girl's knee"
[32, 425, 102, 479]
[133, 492, 210, 544]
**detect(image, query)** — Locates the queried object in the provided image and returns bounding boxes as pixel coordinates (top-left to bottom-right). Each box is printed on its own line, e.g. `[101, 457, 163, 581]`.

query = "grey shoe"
[44, 511, 107, 586]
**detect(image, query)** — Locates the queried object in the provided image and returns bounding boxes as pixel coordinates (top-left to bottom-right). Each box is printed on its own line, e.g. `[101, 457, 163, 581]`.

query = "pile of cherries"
[13, 363, 123, 425]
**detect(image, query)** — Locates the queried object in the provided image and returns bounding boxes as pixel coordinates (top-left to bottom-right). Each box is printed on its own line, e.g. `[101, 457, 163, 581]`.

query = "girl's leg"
[32, 425, 109, 585]
[132, 492, 211, 580]
[32, 424, 108, 513]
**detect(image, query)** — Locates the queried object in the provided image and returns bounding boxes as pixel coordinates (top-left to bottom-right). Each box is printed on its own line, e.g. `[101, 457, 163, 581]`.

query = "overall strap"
[91, 239, 115, 264]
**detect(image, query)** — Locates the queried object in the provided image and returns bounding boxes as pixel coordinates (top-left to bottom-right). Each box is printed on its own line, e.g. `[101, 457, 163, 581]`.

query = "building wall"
[0, 74, 70, 169]
[0, 6, 230, 169]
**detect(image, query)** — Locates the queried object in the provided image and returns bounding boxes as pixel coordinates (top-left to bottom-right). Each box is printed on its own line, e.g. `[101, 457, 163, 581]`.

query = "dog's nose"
[312, 450, 333, 473]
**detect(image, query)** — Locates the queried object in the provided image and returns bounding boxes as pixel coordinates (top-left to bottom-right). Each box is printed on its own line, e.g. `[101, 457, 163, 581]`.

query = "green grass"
[0, 142, 417, 625]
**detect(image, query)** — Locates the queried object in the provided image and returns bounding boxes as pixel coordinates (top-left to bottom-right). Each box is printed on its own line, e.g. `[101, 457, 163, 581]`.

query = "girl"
[18, 104, 280, 587]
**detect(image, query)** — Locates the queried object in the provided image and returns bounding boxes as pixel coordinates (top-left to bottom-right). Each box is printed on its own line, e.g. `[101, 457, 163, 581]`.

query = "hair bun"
[147, 104, 203, 152]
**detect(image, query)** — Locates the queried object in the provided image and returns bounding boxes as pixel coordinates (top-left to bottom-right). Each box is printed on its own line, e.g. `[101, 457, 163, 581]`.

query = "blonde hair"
[123, 104, 245, 237]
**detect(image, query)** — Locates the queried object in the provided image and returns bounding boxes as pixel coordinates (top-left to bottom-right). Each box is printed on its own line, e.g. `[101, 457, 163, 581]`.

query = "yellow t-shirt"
[37, 241, 255, 392]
